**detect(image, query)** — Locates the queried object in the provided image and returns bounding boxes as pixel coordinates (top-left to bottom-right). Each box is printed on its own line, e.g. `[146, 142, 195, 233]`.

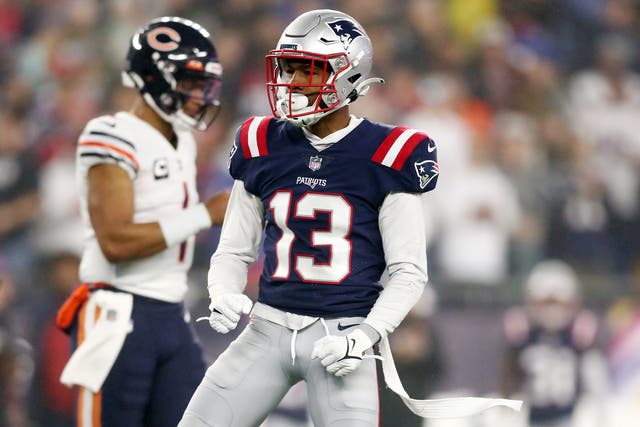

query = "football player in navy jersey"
[56, 17, 229, 427]
[501, 260, 608, 427]
[180, 9, 439, 427]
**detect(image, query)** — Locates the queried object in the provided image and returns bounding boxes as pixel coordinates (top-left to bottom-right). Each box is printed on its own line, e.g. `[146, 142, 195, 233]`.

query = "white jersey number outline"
[269, 191, 352, 284]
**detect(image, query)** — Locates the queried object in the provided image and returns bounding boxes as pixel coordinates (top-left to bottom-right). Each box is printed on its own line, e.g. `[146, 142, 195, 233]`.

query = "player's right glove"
[311, 328, 375, 377]
[208, 294, 253, 334]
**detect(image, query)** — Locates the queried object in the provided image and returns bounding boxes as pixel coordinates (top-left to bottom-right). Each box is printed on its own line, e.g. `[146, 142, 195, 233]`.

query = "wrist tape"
[158, 203, 212, 247]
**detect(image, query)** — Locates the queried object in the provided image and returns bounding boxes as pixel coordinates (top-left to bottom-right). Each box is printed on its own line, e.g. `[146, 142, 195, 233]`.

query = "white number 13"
[269, 191, 353, 284]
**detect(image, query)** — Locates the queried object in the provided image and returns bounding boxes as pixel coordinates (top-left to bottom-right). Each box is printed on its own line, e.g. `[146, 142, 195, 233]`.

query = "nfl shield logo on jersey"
[308, 155, 323, 171]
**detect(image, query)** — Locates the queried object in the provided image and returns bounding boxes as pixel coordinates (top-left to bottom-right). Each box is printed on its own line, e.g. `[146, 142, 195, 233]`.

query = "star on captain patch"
[308, 155, 323, 171]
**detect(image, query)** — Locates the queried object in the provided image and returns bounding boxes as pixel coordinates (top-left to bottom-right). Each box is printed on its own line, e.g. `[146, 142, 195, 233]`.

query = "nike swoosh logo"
[337, 322, 359, 331]
[427, 142, 436, 152]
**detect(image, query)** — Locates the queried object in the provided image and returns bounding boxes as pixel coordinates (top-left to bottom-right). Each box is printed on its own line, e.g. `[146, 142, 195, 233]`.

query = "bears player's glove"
[208, 294, 253, 334]
[311, 328, 376, 377]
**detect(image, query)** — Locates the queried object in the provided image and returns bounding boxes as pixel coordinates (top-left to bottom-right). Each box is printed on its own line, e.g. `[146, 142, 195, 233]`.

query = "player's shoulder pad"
[77, 114, 139, 176]
[228, 116, 275, 180]
[79, 114, 138, 153]
[503, 306, 531, 345]
[371, 124, 439, 192]
[232, 116, 275, 160]
[571, 309, 599, 350]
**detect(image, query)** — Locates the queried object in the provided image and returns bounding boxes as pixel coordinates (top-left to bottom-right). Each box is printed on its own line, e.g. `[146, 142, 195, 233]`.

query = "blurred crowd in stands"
[2, 0, 640, 426]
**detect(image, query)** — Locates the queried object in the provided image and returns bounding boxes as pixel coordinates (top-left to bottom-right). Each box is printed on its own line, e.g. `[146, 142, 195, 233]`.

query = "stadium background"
[1, 0, 640, 426]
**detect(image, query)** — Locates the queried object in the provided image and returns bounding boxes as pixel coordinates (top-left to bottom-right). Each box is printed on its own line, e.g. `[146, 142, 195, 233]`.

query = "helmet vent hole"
[347, 74, 361, 83]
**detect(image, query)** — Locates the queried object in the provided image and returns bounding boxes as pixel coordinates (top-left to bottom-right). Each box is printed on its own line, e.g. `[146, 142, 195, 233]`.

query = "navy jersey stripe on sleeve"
[87, 130, 136, 150]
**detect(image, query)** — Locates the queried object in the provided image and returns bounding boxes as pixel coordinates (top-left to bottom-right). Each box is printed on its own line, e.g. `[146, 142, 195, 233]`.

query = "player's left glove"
[311, 328, 375, 377]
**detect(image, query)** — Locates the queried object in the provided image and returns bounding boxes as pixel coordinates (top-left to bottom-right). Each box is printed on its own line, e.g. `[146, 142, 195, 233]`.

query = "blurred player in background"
[56, 17, 229, 427]
[0, 270, 34, 427]
[605, 256, 640, 427]
[180, 8, 439, 427]
[500, 260, 608, 427]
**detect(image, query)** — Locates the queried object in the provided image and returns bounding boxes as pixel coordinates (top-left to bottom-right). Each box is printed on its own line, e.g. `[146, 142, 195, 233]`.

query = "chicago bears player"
[501, 260, 607, 427]
[56, 17, 229, 427]
[181, 9, 520, 427]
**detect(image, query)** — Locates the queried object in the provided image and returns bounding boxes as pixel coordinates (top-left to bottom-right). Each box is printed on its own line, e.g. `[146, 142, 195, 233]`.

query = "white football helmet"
[524, 260, 580, 331]
[266, 9, 383, 127]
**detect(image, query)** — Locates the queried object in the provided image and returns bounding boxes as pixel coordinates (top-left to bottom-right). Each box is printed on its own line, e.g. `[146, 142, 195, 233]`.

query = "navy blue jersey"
[229, 116, 438, 318]
[504, 308, 599, 422]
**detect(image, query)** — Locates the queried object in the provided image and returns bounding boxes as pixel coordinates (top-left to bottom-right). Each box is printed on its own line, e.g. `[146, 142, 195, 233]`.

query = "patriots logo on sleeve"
[414, 160, 439, 189]
[327, 19, 363, 49]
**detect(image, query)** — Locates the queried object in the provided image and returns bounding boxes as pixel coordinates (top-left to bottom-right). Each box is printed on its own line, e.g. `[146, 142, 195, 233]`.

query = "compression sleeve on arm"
[363, 192, 429, 341]
[207, 180, 264, 296]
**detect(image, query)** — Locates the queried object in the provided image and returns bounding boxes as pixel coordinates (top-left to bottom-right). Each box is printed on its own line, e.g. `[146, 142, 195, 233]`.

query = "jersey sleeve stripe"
[371, 126, 409, 164]
[390, 131, 426, 171]
[79, 152, 137, 177]
[255, 116, 270, 156]
[85, 130, 136, 151]
[239, 117, 253, 158]
[79, 141, 140, 169]
[373, 128, 421, 169]
[240, 116, 271, 158]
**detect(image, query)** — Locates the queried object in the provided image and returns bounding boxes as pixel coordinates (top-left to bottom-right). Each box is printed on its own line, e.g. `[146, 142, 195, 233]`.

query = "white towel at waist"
[60, 289, 133, 393]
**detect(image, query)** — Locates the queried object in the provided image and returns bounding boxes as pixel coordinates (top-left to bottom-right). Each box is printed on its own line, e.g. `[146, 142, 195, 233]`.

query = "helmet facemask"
[266, 51, 350, 127]
[173, 71, 222, 131]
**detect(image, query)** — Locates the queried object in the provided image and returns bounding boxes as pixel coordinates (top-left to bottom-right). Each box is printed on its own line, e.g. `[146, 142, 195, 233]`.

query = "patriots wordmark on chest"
[296, 176, 327, 189]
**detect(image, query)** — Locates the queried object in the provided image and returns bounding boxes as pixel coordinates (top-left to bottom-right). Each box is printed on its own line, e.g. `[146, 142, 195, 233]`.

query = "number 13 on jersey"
[269, 191, 353, 284]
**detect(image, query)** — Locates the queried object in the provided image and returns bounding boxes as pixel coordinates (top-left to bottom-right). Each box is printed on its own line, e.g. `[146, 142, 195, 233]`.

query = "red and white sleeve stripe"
[239, 116, 271, 158]
[371, 127, 427, 171]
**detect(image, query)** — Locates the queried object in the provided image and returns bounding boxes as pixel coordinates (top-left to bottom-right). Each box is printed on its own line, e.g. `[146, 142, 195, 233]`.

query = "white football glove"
[311, 328, 375, 377]
[208, 294, 253, 334]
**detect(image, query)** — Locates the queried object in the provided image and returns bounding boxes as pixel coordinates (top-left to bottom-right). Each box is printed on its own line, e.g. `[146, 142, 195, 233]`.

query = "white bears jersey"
[76, 111, 201, 302]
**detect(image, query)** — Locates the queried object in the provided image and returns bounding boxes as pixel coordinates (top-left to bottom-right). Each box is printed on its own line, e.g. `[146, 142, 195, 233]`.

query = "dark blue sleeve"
[397, 136, 439, 193]
[228, 125, 247, 181]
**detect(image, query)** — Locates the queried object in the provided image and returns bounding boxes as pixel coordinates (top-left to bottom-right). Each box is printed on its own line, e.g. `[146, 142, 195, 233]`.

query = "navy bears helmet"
[122, 17, 223, 131]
